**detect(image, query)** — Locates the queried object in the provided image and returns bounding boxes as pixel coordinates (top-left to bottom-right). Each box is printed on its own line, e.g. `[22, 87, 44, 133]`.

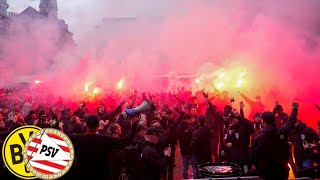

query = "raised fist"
[292, 102, 299, 108]
[240, 101, 244, 109]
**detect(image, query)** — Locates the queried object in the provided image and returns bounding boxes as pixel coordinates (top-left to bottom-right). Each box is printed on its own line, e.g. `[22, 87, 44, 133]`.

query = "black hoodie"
[176, 121, 194, 155]
[251, 107, 297, 180]
[225, 116, 253, 165]
[289, 121, 318, 161]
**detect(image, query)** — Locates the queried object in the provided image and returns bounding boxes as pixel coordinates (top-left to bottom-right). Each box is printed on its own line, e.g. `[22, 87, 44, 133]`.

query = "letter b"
[10, 144, 23, 164]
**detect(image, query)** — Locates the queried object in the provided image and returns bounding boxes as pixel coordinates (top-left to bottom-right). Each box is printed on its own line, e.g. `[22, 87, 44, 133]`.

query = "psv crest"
[301, 134, 305, 141]
[235, 133, 239, 139]
[23, 128, 74, 179]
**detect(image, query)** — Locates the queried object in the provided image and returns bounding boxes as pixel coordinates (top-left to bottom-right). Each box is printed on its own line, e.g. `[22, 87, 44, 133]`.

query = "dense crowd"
[0, 88, 320, 180]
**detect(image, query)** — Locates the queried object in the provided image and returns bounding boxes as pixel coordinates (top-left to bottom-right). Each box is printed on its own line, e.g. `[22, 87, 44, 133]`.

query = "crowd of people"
[0, 87, 320, 180]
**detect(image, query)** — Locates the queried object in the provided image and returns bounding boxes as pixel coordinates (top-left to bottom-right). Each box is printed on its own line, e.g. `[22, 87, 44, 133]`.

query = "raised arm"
[105, 119, 139, 149]
[240, 101, 245, 118]
[102, 101, 124, 123]
[279, 102, 298, 138]
[204, 92, 224, 126]
[174, 95, 186, 105]
[240, 93, 254, 106]
[173, 104, 187, 128]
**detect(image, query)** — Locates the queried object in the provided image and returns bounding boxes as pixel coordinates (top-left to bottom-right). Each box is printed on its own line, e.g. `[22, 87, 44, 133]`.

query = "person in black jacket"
[176, 114, 197, 179]
[239, 101, 262, 138]
[220, 105, 231, 163]
[289, 120, 319, 172]
[273, 101, 297, 176]
[190, 115, 212, 178]
[203, 92, 223, 162]
[69, 114, 138, 180]
[296, 120, 320, 178]
[225, 108, 253, 173]
[140, 127, 171, 180]
[161, 105, 185, 180]
[61, 109, 73, 134]
[250, 102, 298, 180]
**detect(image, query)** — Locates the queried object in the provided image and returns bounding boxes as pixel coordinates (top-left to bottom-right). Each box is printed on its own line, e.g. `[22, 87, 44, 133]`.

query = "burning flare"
[216, 82, 224, 90]
[84, 82, 91, 92]
[237, 79, 244, 88]
[116, 79, 125, 90]
[93, 87, 101, 95]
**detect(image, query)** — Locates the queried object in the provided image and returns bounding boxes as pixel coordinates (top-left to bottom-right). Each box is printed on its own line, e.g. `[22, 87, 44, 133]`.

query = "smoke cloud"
[2, 0, 320, 125]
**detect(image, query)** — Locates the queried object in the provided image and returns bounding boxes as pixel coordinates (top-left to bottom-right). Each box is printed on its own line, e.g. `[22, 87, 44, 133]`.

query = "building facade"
[0, 0, 74, 48]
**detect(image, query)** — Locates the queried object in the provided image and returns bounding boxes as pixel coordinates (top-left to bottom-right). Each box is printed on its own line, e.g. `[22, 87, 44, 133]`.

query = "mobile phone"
[244, 165, 248, 173]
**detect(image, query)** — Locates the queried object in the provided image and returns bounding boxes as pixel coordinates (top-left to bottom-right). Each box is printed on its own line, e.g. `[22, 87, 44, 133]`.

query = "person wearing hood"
[289, 119, 318, 172]
[296, 120, 320, 178]
[224, 107, 253, 174]
[190, 115, 212, 178]
[140, 127, 171, 180]
[250, 102, 298, 180]
[176, 114, 197, 179]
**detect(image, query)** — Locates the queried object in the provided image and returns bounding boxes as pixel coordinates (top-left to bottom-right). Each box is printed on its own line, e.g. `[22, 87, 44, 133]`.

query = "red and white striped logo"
[23, 128, 74, 179]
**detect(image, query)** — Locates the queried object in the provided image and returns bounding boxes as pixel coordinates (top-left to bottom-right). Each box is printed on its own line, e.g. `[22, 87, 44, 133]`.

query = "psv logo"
[39, 145, 60, 157]
[23, 128, 74, 179]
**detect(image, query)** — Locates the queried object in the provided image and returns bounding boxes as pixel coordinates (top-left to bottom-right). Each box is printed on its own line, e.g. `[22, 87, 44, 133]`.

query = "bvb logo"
[23, 128, 74, 179]
[2, 126, 41, 179]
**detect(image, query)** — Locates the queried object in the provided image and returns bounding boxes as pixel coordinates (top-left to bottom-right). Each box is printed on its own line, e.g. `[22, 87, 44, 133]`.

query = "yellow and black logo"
[2, 126, 41, 179]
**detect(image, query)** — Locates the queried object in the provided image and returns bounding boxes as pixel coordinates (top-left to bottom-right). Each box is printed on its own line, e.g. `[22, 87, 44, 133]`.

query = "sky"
[7, 0, 179, 42]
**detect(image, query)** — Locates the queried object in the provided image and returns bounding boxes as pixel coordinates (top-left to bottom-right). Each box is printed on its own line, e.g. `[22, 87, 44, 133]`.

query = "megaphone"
[124, 100, 152, 119]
